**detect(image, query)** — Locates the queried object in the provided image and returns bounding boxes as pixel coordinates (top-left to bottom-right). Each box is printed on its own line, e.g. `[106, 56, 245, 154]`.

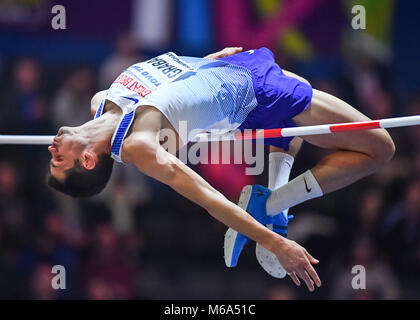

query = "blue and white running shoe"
[224, 185, 270, 267]
[255, 211, 294, 279]
[224, 184, 293, 279]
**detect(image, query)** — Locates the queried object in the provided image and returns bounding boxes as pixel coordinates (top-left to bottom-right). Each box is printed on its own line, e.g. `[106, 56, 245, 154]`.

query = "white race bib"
[129, 52, 197, 90]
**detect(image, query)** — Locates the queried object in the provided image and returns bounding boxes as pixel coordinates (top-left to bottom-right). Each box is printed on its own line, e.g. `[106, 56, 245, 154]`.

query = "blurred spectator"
[30, 263, 58, 300]
[0, 58, 49, 134]
[382, 176, 420, 297]
[365, 89, 393, 120]
[312, 78, 341, 97]
[0, 160, 20, 201]
[330, 236, 400, 299]
[345, 187, 385, 244]
[98, 32, 141, 89]
[50, 68, 95, 129]
[348, 55, 390, 113]
[103, 164, 152, 235]
[81, 223, 137, 299]
[86, 277, 114, 300]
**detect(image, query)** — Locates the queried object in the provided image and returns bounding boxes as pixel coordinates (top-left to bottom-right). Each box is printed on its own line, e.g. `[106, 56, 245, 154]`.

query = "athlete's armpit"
[90, 90, 108, 116]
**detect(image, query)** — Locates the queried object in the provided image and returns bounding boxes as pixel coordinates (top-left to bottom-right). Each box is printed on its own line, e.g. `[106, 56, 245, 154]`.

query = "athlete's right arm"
[123, 132, 321, 292]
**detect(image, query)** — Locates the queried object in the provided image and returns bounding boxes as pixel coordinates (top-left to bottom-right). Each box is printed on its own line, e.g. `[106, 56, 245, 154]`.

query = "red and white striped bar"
[194, 115, 420, 142]
[0, 115, 420, 145]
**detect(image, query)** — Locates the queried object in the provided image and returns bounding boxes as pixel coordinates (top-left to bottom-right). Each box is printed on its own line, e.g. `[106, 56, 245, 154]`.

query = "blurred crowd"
[0, 25, 420, 299]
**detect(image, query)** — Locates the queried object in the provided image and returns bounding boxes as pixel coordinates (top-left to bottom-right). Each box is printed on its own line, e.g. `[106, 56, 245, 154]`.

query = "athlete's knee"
[269, 137, 303, 157]
[288, 137, 303, 157]
[369, 129, 395, 166]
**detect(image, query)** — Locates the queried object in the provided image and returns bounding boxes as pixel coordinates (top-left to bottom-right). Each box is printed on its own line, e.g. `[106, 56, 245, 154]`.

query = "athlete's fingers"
[305, 262, 321, 288]
[304, 249, 319, 264]
[289, 272, 301, 286]
[220, 47, 243, 57]
[297, 269, 315, 292]
[303, 251, 321, 287]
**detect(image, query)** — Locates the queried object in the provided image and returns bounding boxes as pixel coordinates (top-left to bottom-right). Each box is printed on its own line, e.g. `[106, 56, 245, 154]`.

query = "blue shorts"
[220, 48, 313, 151]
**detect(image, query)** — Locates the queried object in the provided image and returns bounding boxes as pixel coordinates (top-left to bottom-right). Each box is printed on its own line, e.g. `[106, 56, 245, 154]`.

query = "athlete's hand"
[204, 47, 243, 60]
[273, 238, 321, 292]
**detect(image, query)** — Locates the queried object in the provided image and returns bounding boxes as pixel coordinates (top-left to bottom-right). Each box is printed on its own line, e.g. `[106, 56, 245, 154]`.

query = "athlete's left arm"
[204, 47, 243, 59]
[123, 132, 321, 291]
[122, 131, 280, 249]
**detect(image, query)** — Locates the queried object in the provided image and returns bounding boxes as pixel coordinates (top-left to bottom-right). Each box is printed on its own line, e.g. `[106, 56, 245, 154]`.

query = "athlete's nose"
[48, 142, 58, 154]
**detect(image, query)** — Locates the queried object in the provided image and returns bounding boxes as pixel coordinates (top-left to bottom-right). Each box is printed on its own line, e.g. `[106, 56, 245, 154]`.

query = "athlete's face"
[48, 127, 82, 181]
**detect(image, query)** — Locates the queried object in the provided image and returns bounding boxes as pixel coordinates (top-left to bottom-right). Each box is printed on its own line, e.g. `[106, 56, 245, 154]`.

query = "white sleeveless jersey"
[95, 52, 258, 163]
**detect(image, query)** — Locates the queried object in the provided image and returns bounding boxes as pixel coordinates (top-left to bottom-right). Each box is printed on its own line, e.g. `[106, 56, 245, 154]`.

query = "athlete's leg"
[292, 89, 395, 193]
[265, 89, 395, 214]
[268, 138, 302, 190]
[269, 137, 303, 159]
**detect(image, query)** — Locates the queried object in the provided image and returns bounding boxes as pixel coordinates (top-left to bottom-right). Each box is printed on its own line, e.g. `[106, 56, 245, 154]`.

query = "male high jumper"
[47, 47, 395, 292]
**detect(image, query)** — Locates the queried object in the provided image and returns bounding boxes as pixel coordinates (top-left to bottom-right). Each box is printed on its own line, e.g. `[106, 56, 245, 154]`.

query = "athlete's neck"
[75, 107, 121, 155]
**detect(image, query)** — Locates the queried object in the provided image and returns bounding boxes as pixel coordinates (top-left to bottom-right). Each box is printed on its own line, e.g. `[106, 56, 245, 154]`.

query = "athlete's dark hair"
[47, 154, 114, 197]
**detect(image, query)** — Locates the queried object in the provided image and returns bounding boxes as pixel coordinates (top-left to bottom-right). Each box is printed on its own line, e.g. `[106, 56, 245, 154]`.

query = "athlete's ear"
[81, 150, 98, 170]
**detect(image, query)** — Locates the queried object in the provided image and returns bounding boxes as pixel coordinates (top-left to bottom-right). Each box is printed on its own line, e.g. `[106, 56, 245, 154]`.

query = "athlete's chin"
[58, 126, 77, 137]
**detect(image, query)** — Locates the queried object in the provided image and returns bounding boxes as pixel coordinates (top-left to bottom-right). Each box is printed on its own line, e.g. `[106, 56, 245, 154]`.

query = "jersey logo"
[247, 50, 255, 54]
[303, 177, 312, 193]
[121, 96, 139, 104]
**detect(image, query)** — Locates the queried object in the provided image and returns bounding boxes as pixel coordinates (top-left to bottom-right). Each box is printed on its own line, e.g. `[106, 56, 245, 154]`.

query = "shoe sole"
[256, 216, 287, 278]
[256, 240, 287, 278]
[224, 185, 252, 267]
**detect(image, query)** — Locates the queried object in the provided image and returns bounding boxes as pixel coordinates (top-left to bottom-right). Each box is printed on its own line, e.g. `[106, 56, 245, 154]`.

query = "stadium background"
[0, 0, 420, 299]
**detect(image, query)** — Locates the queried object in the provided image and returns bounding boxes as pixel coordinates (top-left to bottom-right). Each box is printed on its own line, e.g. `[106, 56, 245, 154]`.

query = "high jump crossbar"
[193, 115, 420, 142]
[0, 115, 420, 145]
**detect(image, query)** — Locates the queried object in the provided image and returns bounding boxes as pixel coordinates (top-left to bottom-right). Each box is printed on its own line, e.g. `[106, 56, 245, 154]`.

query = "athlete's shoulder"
[90, 90, 107, 116]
